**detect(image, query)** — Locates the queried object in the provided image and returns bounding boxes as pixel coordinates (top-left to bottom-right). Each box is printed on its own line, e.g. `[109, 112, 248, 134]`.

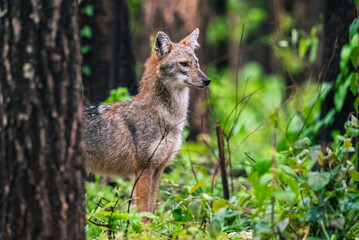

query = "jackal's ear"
[180, 28, 200, 50]
[155, 31, 173, 58]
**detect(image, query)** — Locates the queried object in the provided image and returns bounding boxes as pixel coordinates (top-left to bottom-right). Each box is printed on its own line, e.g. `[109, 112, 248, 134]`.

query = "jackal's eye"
[179, 62, 189, 67]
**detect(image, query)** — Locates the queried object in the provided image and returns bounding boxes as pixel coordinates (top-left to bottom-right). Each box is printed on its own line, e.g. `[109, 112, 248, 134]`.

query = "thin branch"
[216, 120, 229, 200]
[235, 24, 246, 111]
[186, 142, 199, 183]
[226, 142, 234, 195]
[244, 152, 256, 163]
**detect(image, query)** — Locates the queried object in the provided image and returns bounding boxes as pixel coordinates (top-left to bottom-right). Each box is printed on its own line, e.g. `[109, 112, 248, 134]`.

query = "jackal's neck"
[136, 55, 189, 119]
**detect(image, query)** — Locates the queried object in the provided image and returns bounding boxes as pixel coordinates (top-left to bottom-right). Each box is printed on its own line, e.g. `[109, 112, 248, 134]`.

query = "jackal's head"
[153, 28, 210, 89]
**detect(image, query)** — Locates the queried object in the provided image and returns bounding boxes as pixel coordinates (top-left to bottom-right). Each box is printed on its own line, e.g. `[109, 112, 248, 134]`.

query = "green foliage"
[334, 18, 359, 114]
[81, 25, 92, 39]
[82, 65, 91, 76]
[82, 5, 94, 17]
[207, 16, 229, 46]
[103, 87, 131, 104]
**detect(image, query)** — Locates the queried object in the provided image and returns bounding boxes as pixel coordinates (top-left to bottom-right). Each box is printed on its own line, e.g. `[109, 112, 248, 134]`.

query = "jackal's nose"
[198, 70, 211, 86]
[203, 76, 211, 86]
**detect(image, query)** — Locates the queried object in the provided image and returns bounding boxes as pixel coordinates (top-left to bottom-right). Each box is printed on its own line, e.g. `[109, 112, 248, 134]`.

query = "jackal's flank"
[83, 29, 210, 216]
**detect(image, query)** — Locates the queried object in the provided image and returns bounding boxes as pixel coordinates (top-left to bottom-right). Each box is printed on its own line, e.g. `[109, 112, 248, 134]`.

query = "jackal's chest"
[139, 126, 183, 167]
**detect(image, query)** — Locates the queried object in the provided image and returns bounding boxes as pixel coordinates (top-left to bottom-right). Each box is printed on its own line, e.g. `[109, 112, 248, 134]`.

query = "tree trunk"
[0, 0, 85, 239]
[143, 0, 211, 140]
[81, 0, 137, 103]
[318, 0, 356, 144]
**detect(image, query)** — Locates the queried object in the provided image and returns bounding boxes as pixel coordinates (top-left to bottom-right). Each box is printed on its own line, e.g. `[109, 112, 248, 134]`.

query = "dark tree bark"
[318, 0, 356, 144]
[0, 0, 85, 239]
[81, 0, 137, 103]
[143, 0, 212, 140]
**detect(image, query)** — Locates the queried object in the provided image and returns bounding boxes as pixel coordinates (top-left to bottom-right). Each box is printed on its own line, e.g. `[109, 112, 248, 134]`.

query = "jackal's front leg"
[135, 168, 153, 222]
[149, 165, 166, 213]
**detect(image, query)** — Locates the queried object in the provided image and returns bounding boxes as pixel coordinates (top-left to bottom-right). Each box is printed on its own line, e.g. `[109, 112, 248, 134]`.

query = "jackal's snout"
[198, 70, 211, 86]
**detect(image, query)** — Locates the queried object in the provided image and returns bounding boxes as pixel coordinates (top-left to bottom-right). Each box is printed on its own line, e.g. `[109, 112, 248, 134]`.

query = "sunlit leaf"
[349, 170, 359, 181]
[190, 181, 204, 194]
[299, 39, 308, 58]
[213, 200, 229, 213]
[343, 139, 352, 148]
[349, 18, 359, 40]
[273, 191, 296, 205]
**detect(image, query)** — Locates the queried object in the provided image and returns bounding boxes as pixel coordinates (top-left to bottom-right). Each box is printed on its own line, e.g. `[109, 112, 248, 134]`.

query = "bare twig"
[226, 142, 234, 195]
[235, 24, 245, 110]
[223, 88, 262, 137]
[211, 165, 221, 194]
[232, 121, 264, 155]
[302, 223, 311, 240]
[186, 142, 199, 183]
[216, 120, 229, 200]
[244, 152, 256, 163]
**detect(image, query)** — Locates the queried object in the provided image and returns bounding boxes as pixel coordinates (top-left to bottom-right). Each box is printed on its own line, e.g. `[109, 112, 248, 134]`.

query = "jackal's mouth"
[184, 80, 206, 89]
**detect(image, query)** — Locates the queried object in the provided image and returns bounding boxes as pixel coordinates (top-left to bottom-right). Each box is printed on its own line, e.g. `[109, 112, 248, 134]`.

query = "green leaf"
[309, 38, 318, 62]
[224, 210, 241, 219]
[81, 25, 92, 38]
[255, 159, 271, 175]
[104, 87, 131, 103]
[299, 39, 309, 58]
[349, 18, 359, 40]
[307, 172, 331, 191]
[306, 206, 324, 221]
[349, 170, 359, 181]
[172, 208, 184, 221]
[355, 98, 359, 113]
[190, 181, 204, 194]
[341, 44, 352, 65]
[334, 75, 351, 112]
[81, 45, 91, 54]
[82, 65, 91, 76]
[273, 191, 296, 205]
[350, 46, 359, 68]
[213, 200, 229, 213]
[259, 173, 273, 185]
[350, 73, 359, 95]
[351, 33, 359, 48]
[83, 5, 94, 17]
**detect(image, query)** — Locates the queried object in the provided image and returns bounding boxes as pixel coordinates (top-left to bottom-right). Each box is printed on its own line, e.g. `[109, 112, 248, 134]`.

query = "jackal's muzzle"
[198, 70, 211, 86]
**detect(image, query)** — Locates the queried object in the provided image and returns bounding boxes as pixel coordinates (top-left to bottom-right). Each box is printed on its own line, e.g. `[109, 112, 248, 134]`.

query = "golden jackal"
[83, 29, 210, 218]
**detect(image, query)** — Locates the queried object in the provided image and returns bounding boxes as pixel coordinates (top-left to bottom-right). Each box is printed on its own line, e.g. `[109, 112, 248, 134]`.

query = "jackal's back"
[83, 101, 183, 176]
